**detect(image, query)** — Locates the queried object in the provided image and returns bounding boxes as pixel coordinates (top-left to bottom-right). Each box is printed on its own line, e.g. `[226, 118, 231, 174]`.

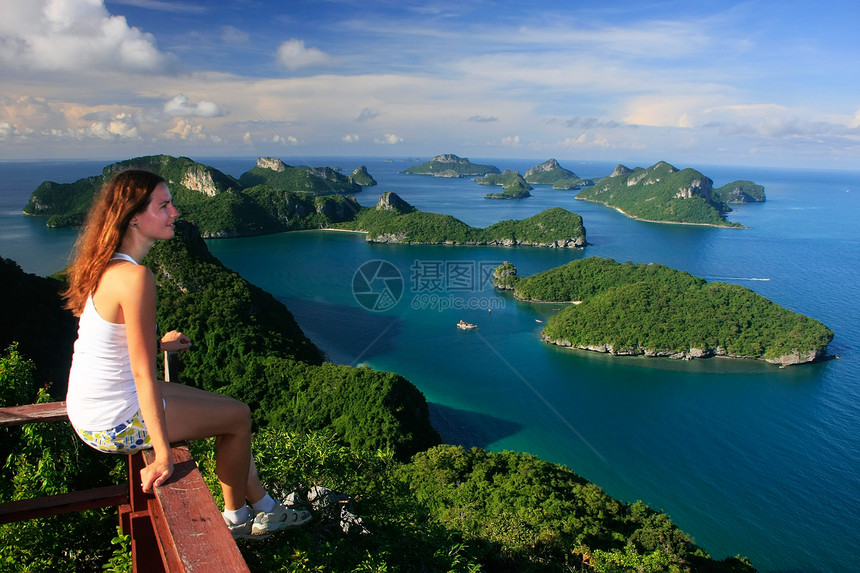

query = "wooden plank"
[0, 401, 68, 426]
[0, 484, 127, 524]
[143, 446, 249, 572]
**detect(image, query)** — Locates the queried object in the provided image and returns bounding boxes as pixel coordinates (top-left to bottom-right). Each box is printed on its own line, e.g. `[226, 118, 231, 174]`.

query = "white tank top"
[66, 253, 140, 430]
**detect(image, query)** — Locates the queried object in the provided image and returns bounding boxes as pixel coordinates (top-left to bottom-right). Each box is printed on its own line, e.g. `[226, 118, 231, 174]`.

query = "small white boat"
[457, 320, 478, 330]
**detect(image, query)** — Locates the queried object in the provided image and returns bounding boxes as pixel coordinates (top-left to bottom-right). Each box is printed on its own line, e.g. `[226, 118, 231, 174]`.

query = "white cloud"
[276, 39, 332, 71]
[501, 135, 521, 146]
[0, 0, 174, 74]
[163, 94, 223, 118]
[164, 118, 205, 140]
[343, 133, 360, 142]
[0, 121, 17, 139]
[103, 112, 139, 138]
[375, 133, 403, 144]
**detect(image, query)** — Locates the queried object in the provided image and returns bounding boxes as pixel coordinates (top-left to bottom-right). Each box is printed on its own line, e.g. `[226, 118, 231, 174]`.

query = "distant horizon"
[4, 153, 859, 177]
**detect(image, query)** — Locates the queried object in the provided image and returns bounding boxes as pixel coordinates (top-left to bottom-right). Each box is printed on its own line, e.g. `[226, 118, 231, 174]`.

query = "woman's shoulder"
[102, 261, 155, 292]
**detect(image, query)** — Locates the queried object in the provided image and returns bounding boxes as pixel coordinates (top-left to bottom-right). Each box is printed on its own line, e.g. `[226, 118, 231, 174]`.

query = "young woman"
[64, 169, 310, 538]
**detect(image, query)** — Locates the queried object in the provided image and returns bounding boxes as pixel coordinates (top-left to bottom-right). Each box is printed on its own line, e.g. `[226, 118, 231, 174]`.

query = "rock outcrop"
[349, 166, 377, 186]
[181, 165, 221, 197]
[610, 164, 633, 177]
[524, 158, 563, 178]
[257, 157, 287, 172]
[375, 192, 415, 214]
[539, 335, 825, 366]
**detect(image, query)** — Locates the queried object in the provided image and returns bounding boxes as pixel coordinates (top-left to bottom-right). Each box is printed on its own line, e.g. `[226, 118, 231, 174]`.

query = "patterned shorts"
[73, 410, 152, 453]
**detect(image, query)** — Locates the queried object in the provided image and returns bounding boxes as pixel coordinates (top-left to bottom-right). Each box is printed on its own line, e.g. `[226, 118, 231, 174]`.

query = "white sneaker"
[251, 503, 312, 535]
[224, 513, 259, 539]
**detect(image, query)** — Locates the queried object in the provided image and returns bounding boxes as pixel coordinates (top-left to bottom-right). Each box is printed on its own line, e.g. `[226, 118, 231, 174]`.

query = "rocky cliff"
[257, 157, 288, 172]
[539, 334, 825, 366]
[181, 165, 222, 197]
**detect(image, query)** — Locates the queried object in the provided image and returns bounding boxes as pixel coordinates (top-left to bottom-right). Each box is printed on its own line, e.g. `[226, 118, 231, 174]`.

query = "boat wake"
[705, 276, 771, 282]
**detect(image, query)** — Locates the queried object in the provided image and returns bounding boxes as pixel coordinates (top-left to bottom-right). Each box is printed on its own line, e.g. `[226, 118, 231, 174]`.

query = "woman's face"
[133, 183, 179, 241]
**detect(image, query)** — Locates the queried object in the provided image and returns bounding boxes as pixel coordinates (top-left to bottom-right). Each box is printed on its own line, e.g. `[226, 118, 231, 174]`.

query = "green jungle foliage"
[510, 257, 703, 302]
[399, 445, 755, 573]
[577, 161, 745, 226]
[238, 165, 361, 194]
[552, 176, 594, 190]
[402, 154, 500, 176]
[0, 348, 125, 572]
[346, 200, 586, 246]
[23, 176, 102, 227]
[476, 169, 533, 190]
[506, 258, 833, 360]
[483, 183, 532, 199]
[170, 184, 361, 236]
[482, 207, 586, 244]
[712, 180, 767, 204]
[492, 261, 519, 289]
[146, 221, 439, 457]
[542, 281, 833, 360]
[348, 165, 377, 186]
[478, 170, 533, 199]
[106, 154, 240, 192]
[21, 155, 364, 237]
[0, 248, 756, 571]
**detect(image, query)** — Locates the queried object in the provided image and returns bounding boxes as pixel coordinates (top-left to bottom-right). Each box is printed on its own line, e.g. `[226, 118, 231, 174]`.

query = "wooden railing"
[0, 352, 249, 572]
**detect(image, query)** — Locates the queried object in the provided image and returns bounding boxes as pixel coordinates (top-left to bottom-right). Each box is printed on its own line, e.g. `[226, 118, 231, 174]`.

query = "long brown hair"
[63, 169, 166, 315]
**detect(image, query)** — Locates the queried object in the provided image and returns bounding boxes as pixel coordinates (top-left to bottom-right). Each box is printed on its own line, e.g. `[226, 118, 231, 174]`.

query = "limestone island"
[494, 257, 832, 366]
[401, 154, 500, 178]
[335, 192, 586, 248]
[23, 155, 368, 238]
[575, 161, 765, 227]
[476, 169, 533, 199]
[524, 158, 595, 190]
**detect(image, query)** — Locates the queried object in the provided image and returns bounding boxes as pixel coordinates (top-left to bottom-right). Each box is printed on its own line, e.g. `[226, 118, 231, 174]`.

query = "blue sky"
[1, 0, 859, 169]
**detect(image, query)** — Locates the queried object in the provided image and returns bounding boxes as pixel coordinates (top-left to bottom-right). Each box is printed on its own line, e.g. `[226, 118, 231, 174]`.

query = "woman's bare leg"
[160, 382, 265, 510]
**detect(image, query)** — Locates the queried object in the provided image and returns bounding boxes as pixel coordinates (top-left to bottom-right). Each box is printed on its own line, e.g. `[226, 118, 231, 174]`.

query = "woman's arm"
[122, 265, 173, 492]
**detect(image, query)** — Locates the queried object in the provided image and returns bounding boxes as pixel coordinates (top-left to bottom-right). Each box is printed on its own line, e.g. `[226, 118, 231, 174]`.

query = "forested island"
[575, 161, 765, 227]
[24, 155, 765, 237]
[337, 192, 586, 247]
[494, 258, 832, 366]
[402, 155, 593, 197]
[0, 223, 756, 571]
[23, 155, 365, 237]
[476, 169, 533, 199]
[400, 153, 500, 177]
[524, 158, 594, 190]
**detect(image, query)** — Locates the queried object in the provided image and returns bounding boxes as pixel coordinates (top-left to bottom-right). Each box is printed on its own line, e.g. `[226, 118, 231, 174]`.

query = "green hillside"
[576, 161, 753, 226]
[477, 169, 533, 199]
[402, 153, 500, 177]
[343, 193, 586, 247]
[497, 257, 832, 365]
[23, 155, 364, 237]
[0, 234, 756, 572]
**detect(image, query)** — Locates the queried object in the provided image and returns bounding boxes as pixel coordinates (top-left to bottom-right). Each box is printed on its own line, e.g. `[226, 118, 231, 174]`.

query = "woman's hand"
[140, 456, 174, 493]
[160, 330, 191, 354]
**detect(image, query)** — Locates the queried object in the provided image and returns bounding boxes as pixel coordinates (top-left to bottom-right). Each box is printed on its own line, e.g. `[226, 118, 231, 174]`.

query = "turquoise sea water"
[1, 157, 858, 572]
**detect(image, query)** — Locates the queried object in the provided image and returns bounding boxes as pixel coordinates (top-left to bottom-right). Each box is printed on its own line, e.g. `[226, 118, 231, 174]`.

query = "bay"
[1, 156, 858, 572]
